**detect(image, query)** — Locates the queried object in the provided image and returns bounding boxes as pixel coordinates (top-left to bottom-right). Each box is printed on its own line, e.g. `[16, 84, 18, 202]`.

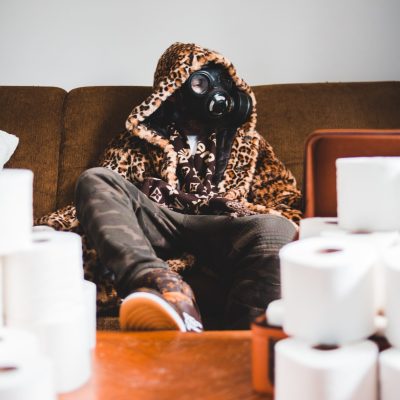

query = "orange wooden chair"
[303, 129, 400, 218]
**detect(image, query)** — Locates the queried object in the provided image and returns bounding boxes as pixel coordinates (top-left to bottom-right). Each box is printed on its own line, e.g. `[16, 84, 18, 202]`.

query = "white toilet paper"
[275, 338, 378, 400]
[299, 217, 341, 239]
[0, 258, 3, 327]
[379, 348, 400, 400]
[336, 157, 400, 232]
[0, 327, 54, 400]
[266, 299, 284, 327]
[0, 169, 33, 255]
[382, 243, 400, 347]
[0, 327, 40, 360]
[9, 305, 92, 394]
[374, 315, 387, 337]
[32, 225, 55, 233]
[83, 280, 97, 350]
[266, 301, 388, 337]
[320, 230, 399, 313]
[0, 355, 56, 400]
[0, 130, 19, 169]
[280, 237, 376, 344]
[3, 230, 84, 321]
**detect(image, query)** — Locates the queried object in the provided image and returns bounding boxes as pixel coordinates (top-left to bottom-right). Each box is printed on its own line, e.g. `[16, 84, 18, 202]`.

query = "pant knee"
[236, 214, 297, 256]
[75, 167, 129, 202]
[76, 167, 116, 189]
[252, 214, 296, 239]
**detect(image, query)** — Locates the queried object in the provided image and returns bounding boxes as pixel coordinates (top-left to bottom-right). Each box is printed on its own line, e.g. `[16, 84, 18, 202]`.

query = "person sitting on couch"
[36, 42, 301, 331]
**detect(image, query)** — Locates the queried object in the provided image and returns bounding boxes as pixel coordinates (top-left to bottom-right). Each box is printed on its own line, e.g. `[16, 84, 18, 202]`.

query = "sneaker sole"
[119, 291, 187, 332]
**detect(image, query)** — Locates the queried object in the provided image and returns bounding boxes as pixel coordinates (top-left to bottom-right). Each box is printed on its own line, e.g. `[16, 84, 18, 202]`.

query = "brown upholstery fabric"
[58, 82, 400, 210]
[2, 83, 399, 217]
[253, 81, 400, 189]
[0, 87, 66, 218]
[57, 86, 152, 209]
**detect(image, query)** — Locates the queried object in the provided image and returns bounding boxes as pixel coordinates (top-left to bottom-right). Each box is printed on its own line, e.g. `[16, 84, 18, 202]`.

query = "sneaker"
[119, 287, 203, 332]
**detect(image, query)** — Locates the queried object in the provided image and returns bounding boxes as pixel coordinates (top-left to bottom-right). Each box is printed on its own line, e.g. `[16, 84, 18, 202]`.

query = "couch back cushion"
[253, 81, 400, 189]
[57, 82, 400, 209]
[57, 86, 152, 208]
[0, 87, 66, 218]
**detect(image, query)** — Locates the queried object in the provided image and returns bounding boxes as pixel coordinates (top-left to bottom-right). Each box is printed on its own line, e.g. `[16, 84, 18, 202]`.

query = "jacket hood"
[125, 42, 257, 142]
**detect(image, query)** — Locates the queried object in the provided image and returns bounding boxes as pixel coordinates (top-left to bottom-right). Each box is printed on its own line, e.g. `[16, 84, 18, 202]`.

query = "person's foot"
[119, 269, 203, 332]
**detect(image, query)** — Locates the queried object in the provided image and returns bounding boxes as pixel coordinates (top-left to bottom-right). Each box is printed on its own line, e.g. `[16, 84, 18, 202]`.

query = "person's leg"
[223, 215, 297, 329]
[75, 167, 203, 331]
[182, 213, 297, 329]
[75, 167, 187, 297]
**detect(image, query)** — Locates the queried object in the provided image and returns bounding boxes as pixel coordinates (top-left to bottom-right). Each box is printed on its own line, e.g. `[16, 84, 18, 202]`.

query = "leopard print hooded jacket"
[36, 42, 302, 313]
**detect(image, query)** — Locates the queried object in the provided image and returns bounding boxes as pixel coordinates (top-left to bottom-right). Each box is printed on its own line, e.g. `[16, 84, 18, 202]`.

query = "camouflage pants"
[75, 167, 297, 328]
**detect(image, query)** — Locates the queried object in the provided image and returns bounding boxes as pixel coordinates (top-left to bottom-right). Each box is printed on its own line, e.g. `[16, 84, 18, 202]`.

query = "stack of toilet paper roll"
[0, 328, 55, 400]
[275, 237, 379, 400]
[273, 157, 400, 400]
[0, 168, 97, 396]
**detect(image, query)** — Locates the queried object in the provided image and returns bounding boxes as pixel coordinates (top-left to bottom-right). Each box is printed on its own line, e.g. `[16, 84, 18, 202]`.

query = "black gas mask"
[181, 64, 252, 127]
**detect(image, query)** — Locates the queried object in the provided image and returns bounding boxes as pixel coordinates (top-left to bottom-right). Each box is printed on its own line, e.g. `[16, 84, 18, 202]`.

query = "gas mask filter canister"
[182, 64, 252, 126]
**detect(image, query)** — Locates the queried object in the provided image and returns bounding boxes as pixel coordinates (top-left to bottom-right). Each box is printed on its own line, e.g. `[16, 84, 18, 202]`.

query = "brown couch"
[1, 82, 400, 329]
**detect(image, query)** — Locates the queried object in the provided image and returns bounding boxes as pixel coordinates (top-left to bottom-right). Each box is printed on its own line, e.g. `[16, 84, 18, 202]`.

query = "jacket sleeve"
[35, 131, 155, 229]
[99, 130, 158, 183]
[246, 136, 302, 224]
[34, 204, 80, 231]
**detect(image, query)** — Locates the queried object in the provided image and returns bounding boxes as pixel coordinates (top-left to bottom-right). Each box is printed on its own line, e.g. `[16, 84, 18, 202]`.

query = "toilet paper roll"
[336, 157, 400, 232]
[32, 225, 55, 233]
[374, 315, 387, 338]
[83, 280, 97, 350]
[266, 299, 284, 327]
[275, 338, 378, 400]
[0, 258, 3, 327]
[320, 230, 399, 313]
[382, 243, 400, 347]
[0, 327, 40, 360]
[4, 230, 85, 321]
[299, 217, 341, 239]
[9, 305, 92, 394]
[379, 348, 400, 400]
[0, 169, 33, 255]
[0, 355, 56, 400]
[280, 237, 376, 344]
[266, 301, 388, 337]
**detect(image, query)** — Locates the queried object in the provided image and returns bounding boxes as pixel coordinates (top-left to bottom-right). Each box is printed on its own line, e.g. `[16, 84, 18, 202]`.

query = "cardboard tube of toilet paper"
[4, 231, 84, 321]
[336, 157, 400, 232]
[320, 230, 399, 313]
[275, 338, 378, 400]
[379, 348, 400, 400]
[383, 243, 400, 347]
[83, 280, 97, 350]
[0, 169, 33, 255]
[9, 305, 92, 394]
[280, 237, 376, 344]
[299, 217, 341, 239]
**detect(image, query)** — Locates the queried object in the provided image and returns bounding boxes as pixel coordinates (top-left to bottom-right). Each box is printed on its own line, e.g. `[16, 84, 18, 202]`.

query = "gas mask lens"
[190, 73, 209, 95]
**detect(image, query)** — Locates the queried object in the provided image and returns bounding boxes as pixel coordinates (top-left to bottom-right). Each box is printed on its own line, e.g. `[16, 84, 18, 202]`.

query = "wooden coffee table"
[59, 330, 268, 400]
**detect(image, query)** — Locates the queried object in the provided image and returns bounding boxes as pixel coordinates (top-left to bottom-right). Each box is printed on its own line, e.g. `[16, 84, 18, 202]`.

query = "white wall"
[0, 0, 399, 90]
